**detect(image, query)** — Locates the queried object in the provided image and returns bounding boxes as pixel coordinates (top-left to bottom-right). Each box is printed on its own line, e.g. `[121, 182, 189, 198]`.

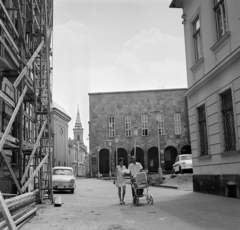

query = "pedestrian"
[128, 156, 143, 203]
[113, 158, 127, 205]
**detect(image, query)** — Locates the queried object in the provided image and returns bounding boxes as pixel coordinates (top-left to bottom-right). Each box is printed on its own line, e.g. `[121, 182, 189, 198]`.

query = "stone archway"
[181, 145, 192, 155]
[147, 147, 159, 173]
[114, 148, 128, 167]
[131, 147, 145, 169]
[164, 146, 178, 171]
[99, 148, 109, 174]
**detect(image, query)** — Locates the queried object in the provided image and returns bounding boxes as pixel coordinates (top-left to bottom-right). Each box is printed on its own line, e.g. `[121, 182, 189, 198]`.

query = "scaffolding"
[0, 0, 53, 204]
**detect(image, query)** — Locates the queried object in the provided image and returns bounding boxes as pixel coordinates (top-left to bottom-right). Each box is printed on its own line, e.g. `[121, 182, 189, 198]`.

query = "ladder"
[31, 0, 53, 203]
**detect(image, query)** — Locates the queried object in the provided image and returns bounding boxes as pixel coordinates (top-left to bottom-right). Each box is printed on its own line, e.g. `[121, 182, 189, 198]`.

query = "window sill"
[210, 31, 230, 52]
[198, 154, 211, 160]
[190, 57, 204, 72]
[220, 150, 240, 156]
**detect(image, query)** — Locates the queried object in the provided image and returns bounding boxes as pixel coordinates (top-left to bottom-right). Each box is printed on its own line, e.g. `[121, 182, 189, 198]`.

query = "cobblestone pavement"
[21, 178, 240, 230]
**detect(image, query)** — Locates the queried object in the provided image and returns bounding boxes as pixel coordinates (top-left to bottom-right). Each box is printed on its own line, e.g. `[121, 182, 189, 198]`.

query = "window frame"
[220, 88, 236, 152]
[174, 113, 182, 135]
[158, 114, 165, 135]
[125, 115, 132, 137]
[141, 114, 148, 136]
[109, 115, 115, 138]
[197, 104, 209, 156]
[192, 15, 202, 63]
[213, 0, 228, 40]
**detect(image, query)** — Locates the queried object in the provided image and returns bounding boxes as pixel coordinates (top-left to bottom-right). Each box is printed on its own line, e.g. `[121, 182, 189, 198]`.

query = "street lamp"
[114, 136, 119, 167]
[132, 127, 139, 157]
[152, 110, 163, 183]
[107, 140, 113, 180]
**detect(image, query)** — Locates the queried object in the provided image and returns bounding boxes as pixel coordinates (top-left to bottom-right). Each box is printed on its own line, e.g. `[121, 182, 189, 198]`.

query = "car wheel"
[71, 189, 74, 194]
[180, 167, 184, 174]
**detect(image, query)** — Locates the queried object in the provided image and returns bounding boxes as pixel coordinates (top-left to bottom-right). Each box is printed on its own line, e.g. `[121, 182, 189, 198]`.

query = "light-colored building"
[89, 89, 190, 177]
[51, 101, 71, 167]
[68, 107, 87, 177]
[170, 0, 240, 198]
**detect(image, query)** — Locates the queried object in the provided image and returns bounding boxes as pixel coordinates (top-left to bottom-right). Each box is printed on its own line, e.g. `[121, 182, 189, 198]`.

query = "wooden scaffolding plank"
[0, 86, 27, 151]
[21, 153, 49, 193]
[21, 118, 47, 184]
[0, 191, 17, 230]
[1, 150, 22, 194]
[13, 40, 44, 88]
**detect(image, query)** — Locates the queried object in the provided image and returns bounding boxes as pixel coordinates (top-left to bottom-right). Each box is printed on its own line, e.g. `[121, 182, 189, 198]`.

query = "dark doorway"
[164, 146, 178, 171]
[181, 145, 192, 155]
[147, 147, 159, 173]
[114, 148, 128, 167]
[99, 148, 109, 174]
[131, 147, 145, 169]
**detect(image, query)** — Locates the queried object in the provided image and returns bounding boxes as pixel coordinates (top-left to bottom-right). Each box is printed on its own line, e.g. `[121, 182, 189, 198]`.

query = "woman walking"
[113, 158, 127, 204]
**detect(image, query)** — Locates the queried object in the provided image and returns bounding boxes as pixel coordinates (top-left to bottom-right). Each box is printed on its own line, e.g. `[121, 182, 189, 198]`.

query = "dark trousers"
[131, 186, 143, 198]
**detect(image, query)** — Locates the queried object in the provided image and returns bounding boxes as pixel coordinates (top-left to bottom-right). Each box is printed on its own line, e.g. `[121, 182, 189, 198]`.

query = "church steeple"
[73, 106, 84, 143]
[75, 106, 82, 128]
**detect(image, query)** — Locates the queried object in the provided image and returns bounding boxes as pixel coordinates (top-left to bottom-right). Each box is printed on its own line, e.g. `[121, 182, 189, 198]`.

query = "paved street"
[22, 178, 240, 230]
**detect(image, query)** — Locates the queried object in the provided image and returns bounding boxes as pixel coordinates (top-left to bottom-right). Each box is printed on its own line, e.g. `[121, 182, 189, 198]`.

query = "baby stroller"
[131, 172, 153, 206]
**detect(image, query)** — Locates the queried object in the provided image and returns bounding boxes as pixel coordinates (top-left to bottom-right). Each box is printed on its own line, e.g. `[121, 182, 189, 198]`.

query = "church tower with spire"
[73, 106, 84, 144]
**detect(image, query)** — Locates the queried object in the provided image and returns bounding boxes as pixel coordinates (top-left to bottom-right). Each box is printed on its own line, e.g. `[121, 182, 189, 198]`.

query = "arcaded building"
[89, 88, 190, 177]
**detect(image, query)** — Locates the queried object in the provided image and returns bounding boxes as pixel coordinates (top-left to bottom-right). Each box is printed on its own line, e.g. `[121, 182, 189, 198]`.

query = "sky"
[52, 0, 187, 150]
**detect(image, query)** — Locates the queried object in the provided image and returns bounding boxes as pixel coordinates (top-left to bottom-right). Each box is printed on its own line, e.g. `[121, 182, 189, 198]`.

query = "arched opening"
[114, 148, 128, 167]
[147, 147, 159, 173]
[164, 146, 178, 171]
[181, 145, 192, 155]
[131, 147, 145, 169]
[99, 148, 109, 174]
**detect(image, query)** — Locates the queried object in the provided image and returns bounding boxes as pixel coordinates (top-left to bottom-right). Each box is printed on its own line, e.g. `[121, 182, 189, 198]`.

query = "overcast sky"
[52, 0, 186, 150]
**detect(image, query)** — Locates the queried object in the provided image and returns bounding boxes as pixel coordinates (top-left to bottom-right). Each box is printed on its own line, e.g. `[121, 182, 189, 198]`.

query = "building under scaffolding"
[0, 0, 53, 204]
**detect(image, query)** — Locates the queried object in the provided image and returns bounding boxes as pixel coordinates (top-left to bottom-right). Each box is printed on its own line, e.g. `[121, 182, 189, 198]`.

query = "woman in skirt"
[113, 158, 127, 204]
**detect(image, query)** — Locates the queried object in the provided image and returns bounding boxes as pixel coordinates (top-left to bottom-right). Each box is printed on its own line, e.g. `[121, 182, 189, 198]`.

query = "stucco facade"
[89, 89, 190, 177]
[170, 0, 240, 198]
[51, 102, 71, 167]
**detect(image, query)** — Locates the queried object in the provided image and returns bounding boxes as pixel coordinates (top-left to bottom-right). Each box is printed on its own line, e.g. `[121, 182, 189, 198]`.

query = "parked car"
[173, 154, 192, 174]
[52, 167, 76, 194]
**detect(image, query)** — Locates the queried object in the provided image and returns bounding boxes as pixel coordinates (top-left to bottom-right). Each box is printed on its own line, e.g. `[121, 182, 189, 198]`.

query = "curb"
[151, 184, 178, 189]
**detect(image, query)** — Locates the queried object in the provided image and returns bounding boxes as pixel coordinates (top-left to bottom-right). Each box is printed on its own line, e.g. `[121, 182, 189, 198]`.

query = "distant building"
[170, 0, 240, 198]
[51, 101, 71, 167]
[89, 89, 190, 177]
[69, 107, 87, 176]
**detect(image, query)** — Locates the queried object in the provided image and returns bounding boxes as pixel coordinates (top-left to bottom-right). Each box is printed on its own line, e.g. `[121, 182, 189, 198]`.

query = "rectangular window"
[198, 105, 208, 155]
[109, 116, 115, 137]
[158, 114, 165, 135]
[141, 115, 148, 136]
[213, 0, 227, 40]
[221, 89, 236, 151]
[192, 15, 202, 62]
[174, 113, 181, 135]
[125, 115, 132, 137]
[2, 102, 13, 134]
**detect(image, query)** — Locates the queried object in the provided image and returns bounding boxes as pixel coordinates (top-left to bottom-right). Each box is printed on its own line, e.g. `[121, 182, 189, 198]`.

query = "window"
[2, 102, 13, 134]
[198, 105, 208, 155]
[174, 113, 181, 135]
[221, 89, 236, 151]
[157, 114, 165, 135]
[192, 15, 202, 62]
[125, 115, 132, 137]
[213, 0, 227, 40]
[109, 116, 115, 137]
[141, 115, 148, 136]
[77, 135, 80, 141]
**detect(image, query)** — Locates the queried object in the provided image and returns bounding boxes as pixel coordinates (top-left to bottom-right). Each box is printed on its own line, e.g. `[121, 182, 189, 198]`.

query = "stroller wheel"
[149, 196, 153, 205]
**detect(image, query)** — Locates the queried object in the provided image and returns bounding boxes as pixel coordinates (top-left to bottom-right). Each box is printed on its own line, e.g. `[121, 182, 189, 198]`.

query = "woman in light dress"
[113, 158, 128, 204]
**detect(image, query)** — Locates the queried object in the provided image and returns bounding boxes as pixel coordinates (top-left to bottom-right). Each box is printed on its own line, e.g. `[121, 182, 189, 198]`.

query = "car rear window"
[181, 156, 192, 161]
[53, 169, 73, 175]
